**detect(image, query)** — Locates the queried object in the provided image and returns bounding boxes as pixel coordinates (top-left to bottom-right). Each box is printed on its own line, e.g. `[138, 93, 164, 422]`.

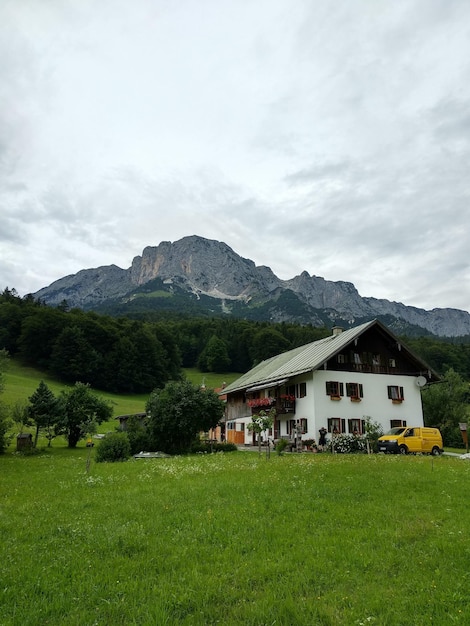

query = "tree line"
[2, 288, 470, 397]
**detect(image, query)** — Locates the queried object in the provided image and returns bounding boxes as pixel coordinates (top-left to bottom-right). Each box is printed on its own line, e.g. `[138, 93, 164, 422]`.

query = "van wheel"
[399, 445, 408, 455]
[431, 446, 441, 456]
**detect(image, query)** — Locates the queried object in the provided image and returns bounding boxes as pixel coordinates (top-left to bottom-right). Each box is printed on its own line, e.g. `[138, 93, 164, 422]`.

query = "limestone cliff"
[33, 235, 470, 337]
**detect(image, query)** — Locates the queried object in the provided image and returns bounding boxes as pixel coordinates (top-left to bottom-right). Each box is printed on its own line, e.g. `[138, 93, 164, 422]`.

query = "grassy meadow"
[2, 360, 238, 437]
[3, 359, 148, 421]
[1, 449, 470, 625]
[2, 360, 470, 624]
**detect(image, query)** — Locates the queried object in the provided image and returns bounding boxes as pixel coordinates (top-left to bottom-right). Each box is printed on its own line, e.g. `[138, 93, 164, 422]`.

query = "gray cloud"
[1, 0, 469, 312]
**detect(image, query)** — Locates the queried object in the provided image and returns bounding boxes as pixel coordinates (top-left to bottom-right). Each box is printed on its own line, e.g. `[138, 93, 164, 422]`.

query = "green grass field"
[2, 361, 239, 438]
[1, 449, 469, 625]
[2, 360, 470, 623]
[2, 359, 148, 419]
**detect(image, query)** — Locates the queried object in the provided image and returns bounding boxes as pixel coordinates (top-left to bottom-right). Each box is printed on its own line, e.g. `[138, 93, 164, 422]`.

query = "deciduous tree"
[58, 382, 112, 448]
[198, 335, 231, 372]
[421, 368, 469, 447]
[146, 380, 225, 454]
[247, 408, 275, 457]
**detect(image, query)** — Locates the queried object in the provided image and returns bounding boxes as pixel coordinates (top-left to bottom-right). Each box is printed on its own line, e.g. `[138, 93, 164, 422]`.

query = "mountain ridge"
[33, 235, 470, 337]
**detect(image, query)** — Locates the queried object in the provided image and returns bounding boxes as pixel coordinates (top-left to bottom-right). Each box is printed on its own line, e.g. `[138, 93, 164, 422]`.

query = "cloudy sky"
[1, 0, 469, 313]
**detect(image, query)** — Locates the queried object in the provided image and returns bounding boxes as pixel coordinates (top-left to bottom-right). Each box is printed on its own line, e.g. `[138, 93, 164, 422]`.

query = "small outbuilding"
[116, 412, 147, 432]
[16, 433, 33, 451]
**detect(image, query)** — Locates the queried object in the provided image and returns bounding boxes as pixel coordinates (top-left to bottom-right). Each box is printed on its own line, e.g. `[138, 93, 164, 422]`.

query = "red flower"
[247, 397, 275, 408]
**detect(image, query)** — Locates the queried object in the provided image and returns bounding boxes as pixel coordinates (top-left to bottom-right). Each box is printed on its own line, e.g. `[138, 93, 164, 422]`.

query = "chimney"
[332, 326, 343, 337]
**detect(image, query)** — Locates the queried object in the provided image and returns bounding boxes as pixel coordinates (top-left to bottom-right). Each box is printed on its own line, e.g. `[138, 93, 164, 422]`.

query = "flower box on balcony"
[392, 399, 404, 404]
[330, 395, 341, 401]
[247, 398, 275, 409]
[350, 397, 361, 402]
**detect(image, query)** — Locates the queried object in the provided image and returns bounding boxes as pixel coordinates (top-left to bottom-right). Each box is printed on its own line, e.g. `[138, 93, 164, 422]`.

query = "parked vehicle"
[378, 427, 443, 455]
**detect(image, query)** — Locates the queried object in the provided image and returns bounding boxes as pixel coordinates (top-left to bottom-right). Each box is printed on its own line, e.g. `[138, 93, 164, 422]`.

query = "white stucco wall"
[281, 370, 424, 442]
[228, 369, 425, 445]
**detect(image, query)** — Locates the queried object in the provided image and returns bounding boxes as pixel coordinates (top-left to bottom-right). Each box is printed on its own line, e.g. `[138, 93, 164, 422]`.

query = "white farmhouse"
[222, 320, 440, 447]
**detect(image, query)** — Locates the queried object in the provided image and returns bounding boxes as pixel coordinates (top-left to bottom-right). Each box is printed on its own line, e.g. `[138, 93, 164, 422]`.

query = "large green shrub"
[146, 380, 225, 454]
[95, 432, 131, 462]
[275, 438, 289, 456]
[124, 414, 152, 455]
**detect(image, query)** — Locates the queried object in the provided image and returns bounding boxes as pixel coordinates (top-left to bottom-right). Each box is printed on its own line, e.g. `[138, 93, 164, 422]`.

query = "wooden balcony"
[249, 398, 296, 415]
[276, 399, 296, 414]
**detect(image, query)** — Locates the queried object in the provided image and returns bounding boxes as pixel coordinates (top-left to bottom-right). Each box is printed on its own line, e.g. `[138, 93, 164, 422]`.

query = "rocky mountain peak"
[32, 235, 470, 337]
[130, 236, 268, 299]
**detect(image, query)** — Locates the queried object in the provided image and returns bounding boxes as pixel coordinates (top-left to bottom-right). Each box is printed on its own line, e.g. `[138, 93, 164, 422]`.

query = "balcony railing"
[248, 398, 296, 415]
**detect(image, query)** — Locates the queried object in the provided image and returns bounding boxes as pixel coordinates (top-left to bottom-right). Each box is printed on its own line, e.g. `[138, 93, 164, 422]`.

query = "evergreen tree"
[27, 381, 61, 447]
[50, 325, 100, 384]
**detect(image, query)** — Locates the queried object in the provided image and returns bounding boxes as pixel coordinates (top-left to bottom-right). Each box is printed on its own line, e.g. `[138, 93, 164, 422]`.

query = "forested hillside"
[1, 288, 470, 395]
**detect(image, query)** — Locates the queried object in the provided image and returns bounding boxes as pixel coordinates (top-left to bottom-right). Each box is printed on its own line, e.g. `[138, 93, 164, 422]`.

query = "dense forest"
[1, 287, 470, 394]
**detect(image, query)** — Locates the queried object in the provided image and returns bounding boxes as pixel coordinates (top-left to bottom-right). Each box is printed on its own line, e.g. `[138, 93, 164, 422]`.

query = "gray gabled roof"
[222, 319, 439, 395]
[223, 320, 376, 395]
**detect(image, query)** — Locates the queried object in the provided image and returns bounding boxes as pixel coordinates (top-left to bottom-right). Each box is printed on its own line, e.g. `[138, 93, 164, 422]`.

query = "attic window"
[337, 354, 346, 364]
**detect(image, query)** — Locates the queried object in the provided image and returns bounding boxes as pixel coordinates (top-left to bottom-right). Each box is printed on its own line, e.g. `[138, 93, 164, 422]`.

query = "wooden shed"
[16, 433, 33, 451]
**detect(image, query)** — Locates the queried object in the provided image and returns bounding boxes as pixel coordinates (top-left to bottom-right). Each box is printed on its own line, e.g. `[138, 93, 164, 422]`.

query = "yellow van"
[378, 426, 443, 455]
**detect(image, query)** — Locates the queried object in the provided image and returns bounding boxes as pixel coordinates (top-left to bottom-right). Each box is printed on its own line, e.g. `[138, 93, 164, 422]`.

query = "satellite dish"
[416, 376, 427, 388]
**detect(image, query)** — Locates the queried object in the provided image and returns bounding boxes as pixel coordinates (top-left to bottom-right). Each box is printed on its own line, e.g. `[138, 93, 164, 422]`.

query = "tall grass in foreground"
[1, 451, 469, 625]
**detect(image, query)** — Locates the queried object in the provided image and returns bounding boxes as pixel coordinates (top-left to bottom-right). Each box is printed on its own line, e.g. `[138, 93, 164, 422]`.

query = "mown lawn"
[1, 449, 469, 625]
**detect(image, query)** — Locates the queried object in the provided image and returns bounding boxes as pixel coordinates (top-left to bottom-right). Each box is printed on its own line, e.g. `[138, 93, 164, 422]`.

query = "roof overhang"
[246, 378, 289, 393]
